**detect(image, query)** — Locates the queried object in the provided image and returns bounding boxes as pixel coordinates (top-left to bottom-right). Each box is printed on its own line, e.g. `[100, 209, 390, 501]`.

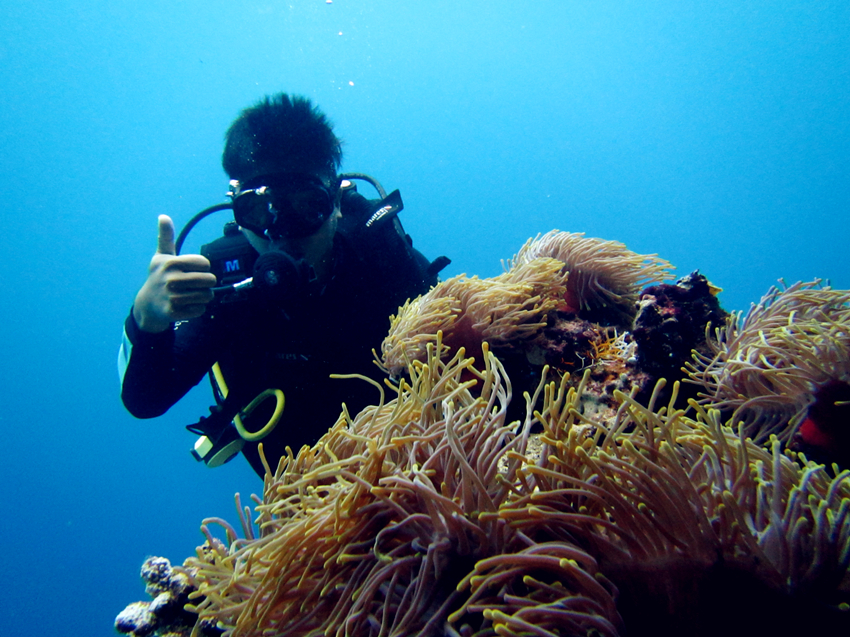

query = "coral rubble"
[115, 557, 198, 636]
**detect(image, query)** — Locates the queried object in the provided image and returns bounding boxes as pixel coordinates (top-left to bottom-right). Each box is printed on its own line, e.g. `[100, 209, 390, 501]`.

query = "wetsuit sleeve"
[118, 309, 218, 418]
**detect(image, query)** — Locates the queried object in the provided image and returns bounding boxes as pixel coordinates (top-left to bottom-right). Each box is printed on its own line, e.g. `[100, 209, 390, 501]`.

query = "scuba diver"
[118, 93, 448, 478]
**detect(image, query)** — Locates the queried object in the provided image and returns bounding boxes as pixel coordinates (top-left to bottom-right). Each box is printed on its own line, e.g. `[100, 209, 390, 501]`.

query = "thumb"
[156, 215, 177, 255]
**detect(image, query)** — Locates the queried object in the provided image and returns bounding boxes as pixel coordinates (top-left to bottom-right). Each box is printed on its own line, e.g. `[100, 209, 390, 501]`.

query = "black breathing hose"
[174, 203, 233, 255]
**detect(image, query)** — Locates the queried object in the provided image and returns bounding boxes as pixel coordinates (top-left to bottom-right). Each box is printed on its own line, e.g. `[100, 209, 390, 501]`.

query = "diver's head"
[223, 93, 342, 185]
[222, 94, 343, 245]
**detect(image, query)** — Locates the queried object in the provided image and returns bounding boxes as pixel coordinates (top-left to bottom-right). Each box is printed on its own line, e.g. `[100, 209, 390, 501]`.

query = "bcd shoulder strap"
[338, 188, 450, 287]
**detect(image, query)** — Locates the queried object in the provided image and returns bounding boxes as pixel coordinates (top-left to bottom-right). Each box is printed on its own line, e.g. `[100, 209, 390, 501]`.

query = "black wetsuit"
[119, 188, 445, 477]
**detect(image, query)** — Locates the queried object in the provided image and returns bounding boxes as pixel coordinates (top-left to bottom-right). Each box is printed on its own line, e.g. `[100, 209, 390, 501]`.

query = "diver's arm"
[118, 307, 218, 419]
[118, 215, 220, 418]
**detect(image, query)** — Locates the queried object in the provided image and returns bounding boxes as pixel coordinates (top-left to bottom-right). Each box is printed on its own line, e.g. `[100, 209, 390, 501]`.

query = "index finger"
[172, 254, 213, 273]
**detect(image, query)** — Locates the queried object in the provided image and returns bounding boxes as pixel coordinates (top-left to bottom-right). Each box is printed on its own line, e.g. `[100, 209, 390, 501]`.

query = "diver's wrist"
[132, 304, 171, 334]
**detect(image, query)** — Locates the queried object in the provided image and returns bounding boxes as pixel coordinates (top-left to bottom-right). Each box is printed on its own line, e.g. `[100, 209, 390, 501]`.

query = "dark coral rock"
[631, 271, 728, 389]
[497, 312, 654, 424]
[575, 298, 637, 330]
[531, 312, 600, 373]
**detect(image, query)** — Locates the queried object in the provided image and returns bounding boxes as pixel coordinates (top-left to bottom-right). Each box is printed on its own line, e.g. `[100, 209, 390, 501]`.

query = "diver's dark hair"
[222, 94, 342, 182]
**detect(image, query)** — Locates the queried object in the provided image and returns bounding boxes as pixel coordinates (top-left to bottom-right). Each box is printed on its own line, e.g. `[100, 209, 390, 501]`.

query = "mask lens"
[232, 188, 275, 235]
[277, 188, 331, 223]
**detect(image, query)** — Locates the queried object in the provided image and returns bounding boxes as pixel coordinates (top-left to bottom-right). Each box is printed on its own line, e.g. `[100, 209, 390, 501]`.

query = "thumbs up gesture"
[132, 215, 217, 333]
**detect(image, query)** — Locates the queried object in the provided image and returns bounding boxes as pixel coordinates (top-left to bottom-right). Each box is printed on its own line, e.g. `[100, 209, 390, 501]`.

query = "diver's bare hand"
[133, 215, 217, 333]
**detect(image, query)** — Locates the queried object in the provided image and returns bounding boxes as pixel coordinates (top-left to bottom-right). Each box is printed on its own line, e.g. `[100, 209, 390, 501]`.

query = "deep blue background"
[1, 2, 847, 634]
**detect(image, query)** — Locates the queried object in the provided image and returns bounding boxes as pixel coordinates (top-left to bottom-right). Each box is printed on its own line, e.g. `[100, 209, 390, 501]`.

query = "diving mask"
[229, 173, 339, 240]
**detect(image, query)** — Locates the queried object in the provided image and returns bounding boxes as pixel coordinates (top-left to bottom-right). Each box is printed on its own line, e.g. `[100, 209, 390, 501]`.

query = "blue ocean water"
[0, 1, 847, 634]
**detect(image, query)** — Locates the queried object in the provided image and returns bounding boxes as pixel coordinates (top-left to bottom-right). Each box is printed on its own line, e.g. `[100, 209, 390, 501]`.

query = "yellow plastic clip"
[212, 362, 285, 442]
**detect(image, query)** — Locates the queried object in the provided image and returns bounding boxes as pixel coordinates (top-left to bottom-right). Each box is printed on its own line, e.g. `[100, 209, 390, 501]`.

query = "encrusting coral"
[116, 232, 850, 637]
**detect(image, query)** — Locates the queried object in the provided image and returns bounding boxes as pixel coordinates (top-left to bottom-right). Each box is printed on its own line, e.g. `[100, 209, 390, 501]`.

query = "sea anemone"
[685, 280, 850, 445]
[508, 230, 675, 325]
[176, 341, 624, 637]
[381, 257, 568, 376]
[497, 372, 850, 635]
[123, 345, 850, 637]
